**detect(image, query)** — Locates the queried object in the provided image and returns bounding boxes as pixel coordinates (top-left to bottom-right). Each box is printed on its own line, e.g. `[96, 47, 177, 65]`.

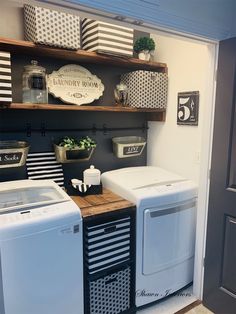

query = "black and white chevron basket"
[0, 51, 12, 105]
[82, 18, 133, 57]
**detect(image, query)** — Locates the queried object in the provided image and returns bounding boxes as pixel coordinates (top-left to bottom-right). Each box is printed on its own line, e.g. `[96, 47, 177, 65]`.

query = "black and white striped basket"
[82, 18, 133, 57]
[0, 51, 12, 105]
[26, 152, 65, 188]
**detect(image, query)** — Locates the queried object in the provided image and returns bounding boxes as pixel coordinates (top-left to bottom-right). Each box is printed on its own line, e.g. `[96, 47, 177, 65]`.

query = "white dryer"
[0, 180, 83, 314]
[101, 166, 197, 307]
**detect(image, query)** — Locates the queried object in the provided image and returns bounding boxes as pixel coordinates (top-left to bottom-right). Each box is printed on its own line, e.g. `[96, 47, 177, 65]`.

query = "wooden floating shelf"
[4, 103, 166, 121]
[0, 37, 167, 72]
[0, 37, 167, 121]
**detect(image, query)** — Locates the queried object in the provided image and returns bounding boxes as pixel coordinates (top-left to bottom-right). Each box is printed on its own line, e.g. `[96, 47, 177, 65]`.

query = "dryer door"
[143, 199, 196, 275]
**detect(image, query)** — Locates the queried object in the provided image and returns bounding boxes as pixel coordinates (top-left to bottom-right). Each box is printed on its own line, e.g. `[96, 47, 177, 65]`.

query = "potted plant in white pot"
[134, 37, 155, 61]
[54, 136, 97, 163]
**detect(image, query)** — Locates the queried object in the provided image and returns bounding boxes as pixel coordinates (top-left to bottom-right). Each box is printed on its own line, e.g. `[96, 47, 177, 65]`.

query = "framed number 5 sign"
[177, 91, 199, 125]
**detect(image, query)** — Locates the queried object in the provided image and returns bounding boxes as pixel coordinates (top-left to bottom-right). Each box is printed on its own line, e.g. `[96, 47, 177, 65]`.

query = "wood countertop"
[70, 189, 135, 218]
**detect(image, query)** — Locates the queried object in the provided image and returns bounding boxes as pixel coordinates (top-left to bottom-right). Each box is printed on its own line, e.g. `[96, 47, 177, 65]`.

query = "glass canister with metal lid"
[22, 60, 48, 104]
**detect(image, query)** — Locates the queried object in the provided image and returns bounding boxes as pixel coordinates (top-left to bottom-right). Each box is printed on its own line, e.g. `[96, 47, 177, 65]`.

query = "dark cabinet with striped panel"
[83, 207, 136, 314]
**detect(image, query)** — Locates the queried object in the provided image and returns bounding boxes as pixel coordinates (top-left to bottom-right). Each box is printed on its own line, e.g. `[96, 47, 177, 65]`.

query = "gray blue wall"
[41, 0, 236, 40]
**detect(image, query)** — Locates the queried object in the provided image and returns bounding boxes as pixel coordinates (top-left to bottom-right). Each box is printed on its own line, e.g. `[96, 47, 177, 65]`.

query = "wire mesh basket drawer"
[121, 70, 168, 109]
[89, 266, 131, 314]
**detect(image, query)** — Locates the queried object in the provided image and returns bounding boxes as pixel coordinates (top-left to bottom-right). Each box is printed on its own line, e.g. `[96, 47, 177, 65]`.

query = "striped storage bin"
[84, 208, 135, 314]
[26, 152, 65, 188]
[0, 52, 12, 105]
[82, 18, 133, 57]
[24, 4, 81, 50]
[85, 216, 131, 275]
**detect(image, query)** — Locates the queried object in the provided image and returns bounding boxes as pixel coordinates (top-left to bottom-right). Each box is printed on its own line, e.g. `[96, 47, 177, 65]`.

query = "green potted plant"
[54, 136, 97, 163]
[134, 37, 155, 61]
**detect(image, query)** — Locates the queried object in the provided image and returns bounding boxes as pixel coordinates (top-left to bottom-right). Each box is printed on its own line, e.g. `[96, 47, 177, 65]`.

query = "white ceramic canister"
[83, 165, 101, 185]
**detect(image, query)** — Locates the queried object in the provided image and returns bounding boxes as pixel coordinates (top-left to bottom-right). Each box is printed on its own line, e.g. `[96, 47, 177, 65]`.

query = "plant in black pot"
[54, 136, 97, 163]
[134, 37, 155, 61]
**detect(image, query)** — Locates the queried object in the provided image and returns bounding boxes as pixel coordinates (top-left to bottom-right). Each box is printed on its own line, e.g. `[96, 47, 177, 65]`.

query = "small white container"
[83, 165, 101, 185]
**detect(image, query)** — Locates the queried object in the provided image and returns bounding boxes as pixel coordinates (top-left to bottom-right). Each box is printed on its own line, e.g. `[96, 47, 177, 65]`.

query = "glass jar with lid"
[22, 60, 48, 104]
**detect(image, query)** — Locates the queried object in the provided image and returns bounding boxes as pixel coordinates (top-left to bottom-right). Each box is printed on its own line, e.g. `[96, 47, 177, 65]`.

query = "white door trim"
[193, 41, 219, 299]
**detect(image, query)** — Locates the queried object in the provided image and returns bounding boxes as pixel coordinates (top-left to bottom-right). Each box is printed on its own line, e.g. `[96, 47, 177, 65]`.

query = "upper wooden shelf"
[4, 103, 166, 121]
[0, 37, 167, 72]
[7, 103, 162, 112]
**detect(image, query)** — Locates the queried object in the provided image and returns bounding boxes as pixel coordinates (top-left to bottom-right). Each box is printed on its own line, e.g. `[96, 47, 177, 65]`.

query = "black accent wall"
[0, 51, 147, 191]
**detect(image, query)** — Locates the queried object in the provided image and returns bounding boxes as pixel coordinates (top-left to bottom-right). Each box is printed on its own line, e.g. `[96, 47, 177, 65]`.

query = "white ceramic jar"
[83, 165, 101, 185]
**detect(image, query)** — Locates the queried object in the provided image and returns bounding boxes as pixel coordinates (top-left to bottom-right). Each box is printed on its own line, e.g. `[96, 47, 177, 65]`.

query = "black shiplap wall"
[0, 50, 147, 191]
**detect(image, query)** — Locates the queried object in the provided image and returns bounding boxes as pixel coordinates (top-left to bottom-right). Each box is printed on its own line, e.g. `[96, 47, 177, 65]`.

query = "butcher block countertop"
[71, 189, 135, 218]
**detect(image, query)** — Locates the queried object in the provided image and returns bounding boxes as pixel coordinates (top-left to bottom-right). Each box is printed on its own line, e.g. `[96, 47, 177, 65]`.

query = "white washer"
[101, 166, 197, 307]
[0, 180, 83, 314]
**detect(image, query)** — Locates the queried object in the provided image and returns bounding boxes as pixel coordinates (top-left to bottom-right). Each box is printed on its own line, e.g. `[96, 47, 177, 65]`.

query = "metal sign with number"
[177, 91, 199, 125]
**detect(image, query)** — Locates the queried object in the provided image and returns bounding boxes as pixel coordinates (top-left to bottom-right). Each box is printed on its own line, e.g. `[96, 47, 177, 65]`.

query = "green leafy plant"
[58, 136, 96, 150]
[134, 37, 155, 53]
[78, 136, 97, 150]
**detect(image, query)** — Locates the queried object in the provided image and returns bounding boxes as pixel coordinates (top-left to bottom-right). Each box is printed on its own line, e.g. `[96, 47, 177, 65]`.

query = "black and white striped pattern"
[82, 19, 133, 57]
[0, 52, 12, 104]
[85, 216, 131, 274]
[26, 152, 64, 188]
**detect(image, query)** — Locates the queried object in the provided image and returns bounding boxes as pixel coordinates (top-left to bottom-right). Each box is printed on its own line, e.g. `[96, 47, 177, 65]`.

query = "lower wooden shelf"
[1, 103, 166, 121]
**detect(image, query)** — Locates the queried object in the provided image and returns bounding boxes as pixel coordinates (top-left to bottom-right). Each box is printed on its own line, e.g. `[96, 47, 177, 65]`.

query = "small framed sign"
[177, 91, 199, 125]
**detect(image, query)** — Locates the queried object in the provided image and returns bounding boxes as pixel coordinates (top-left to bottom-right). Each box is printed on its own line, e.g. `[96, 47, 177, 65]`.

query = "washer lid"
[0, 179, 71, 214]
[101, 166, 197, 206]
[102, 166, 183, 189]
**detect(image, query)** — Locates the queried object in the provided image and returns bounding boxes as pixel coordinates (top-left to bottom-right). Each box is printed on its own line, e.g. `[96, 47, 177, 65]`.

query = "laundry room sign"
[177, 91, 199, 125]
[47, 64, 104, 106]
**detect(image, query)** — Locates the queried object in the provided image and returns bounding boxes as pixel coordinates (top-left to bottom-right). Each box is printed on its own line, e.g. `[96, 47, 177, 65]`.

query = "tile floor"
[185, 304, 214, 314]
[137, 286, 198, 314]
[136, 285, 214, 314]
[136, 284, 216, 314]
